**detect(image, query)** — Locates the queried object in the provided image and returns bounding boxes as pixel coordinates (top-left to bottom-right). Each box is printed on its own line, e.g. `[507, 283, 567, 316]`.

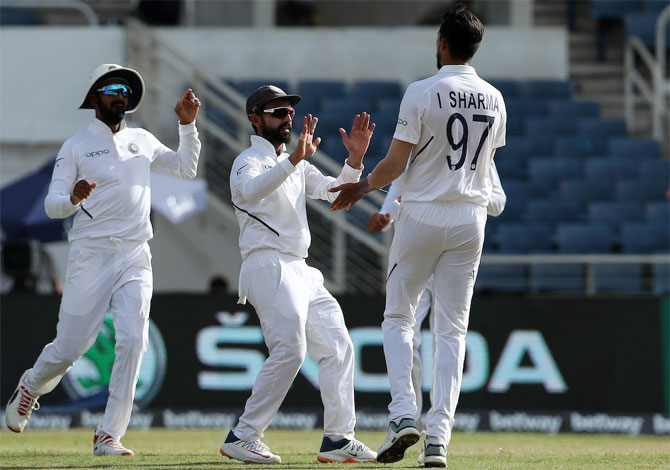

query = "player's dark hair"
[438, 3, 484, 61]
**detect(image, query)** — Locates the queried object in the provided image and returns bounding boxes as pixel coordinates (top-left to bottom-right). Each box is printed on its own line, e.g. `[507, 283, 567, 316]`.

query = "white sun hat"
[79, 63, 145, 113]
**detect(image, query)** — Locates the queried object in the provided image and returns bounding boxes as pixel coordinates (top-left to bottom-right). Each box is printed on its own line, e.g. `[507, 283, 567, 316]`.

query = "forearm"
[241, 158, 296, 203]
[367, 138, 413, 189]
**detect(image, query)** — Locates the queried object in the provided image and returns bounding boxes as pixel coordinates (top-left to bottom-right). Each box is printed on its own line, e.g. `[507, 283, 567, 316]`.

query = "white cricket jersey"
[231, 135, 362, 260]
[394, 64, 506, 207]
[379, 159, 506, 229]
[45, 118, 201, 242]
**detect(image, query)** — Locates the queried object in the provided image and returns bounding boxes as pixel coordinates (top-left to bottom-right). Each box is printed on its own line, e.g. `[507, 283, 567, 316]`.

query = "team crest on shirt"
[128, 143, 140, 154]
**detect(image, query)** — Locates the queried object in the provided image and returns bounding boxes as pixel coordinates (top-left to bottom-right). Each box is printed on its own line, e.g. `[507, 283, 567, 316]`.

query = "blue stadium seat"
[226, 79, 290, 97]
[524, 80, 573, 100]
[559, 178, 616, 205]
[590, 0, 642, 20]
[587, 200, 645, 229]
[615, 179, 668, 202]
[371, 113, 400, 141]
[351, 80, 404, 102]
[608, 137, 661, 158]
[488, 79, 524, 99]
[639, 159, 670, 181]
[593, 264, 645, 293]
[505, 99, 551, 118]
[548, 100, 600, 118]
[495, 136, 532, 161]
[646, 201, 670, 225]
[494, 223, 553, 253]
[494, 157, 526, 179]
[556, 223, 615, 253]
[525, 117, 577, 136]
[0, 7, 42, 25]
[577, 118, 627, 136]
[625, 12, 670, 48]
[527, 135, 556, 157]
[475, 263, 527, 293]
[529, 264, 585, 293]
[526, 199, 584, 225]
[555, 136, 608, 157]
[376, 97, 400, 113]
[320, 98, 374, 115]
[496, 180, 528, 222]
[653, 263, 670, 294]
[620, 222, 670, 253]
[529, 159, 584, 188]
[584, 157, 638, 181]
[297, 80, 348, 100]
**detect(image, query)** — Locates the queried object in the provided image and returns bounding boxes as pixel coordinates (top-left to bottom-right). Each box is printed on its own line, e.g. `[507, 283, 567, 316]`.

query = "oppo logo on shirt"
[85, 149, 110, 158]
[397, 119, 408, 126]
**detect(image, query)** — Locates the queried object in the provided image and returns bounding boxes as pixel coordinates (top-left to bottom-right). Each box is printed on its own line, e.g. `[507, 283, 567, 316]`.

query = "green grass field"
[1, 429, 668, 470]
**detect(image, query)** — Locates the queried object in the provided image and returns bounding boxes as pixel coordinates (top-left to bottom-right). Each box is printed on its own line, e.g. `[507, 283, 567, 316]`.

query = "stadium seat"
[638, 159, 670, 181]
[496, 180, 528, 222]
[488, 79, 524, 99]
[530, 159, 584, 184]
[524, 80, 573, 100]
[558, 178, 616, 205]
[577, 118, 627, 136]
[556, 223, 615, 253]
[615, 179, 668, 202]
[297, 80, 348, 100]
[526, 199, 584, 225]
[555, 136, 608, 158]
[494, 223, 553, 253]
[620, 223, 669, 253]
[0, 7, 42, 25]
[590, 0, 642, 20]
[525, 117, 577, 136]
[584, 158, 638, 182]
[548, 100, 600, 118]
[527, 135, 556, 157]
[593, 263, 645, 293]
[226, 79, 290, 96]
[505, 98, 551, 118]
[625, 12, 670, 48]
[376, 97, 401, 113]
[646, 201, 670, 226]
[587, 200, 645, 230]
[653, 263, 670, 294]
[495, 136, 532, 161]
[529, 264, 585, 293]
[351, 80, 404, 102]
[475, 263, 527, 293]
[608, 137, 661, 158]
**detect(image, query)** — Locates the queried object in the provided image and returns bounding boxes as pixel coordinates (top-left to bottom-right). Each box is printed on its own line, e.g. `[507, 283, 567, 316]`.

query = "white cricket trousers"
[383, 202, 485, 446]
[411, 279, 434, 428]
[24, 237, 152, 440]
[234, 249, 356, 441]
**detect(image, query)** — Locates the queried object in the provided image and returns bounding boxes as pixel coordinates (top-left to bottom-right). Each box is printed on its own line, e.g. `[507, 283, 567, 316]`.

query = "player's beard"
[99, 100, 127, 126]
[261, 118, 292, 147]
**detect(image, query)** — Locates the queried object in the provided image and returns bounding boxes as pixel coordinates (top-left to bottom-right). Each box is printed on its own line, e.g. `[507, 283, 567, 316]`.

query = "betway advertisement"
[1, 294, 668, 434]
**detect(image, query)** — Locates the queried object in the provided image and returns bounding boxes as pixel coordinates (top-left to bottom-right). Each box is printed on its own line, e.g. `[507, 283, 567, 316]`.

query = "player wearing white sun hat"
[5, 63, 201, 456]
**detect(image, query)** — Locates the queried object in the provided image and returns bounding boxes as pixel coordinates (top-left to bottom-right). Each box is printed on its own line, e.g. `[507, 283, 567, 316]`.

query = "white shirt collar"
[438, 64, 477, 75]
[89, 118, 127, 135]
[250, 134, 285, 158]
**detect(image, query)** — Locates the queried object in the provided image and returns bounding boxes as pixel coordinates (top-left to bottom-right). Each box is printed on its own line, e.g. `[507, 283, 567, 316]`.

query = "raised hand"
[339, 112, 375, 169]
[174, 88, 201, 125]
[289, 115, 322, 165]
[70, 179, 97, 205]
[329, 177, 375, 211]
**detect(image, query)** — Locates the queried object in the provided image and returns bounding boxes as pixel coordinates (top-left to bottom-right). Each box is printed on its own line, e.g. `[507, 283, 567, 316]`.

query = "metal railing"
[125, 19, 389, 293]
[624, 5, 670, 143]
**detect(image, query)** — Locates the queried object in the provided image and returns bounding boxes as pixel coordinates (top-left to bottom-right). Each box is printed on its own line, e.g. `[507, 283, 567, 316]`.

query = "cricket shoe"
[5, 369, 40, 433]
[220, 429, 281, 464]
[317, 436, 377, 463]
[93, 429, 134, 456]
[376, 417, 421, 463]
[418, 435, 447, 467]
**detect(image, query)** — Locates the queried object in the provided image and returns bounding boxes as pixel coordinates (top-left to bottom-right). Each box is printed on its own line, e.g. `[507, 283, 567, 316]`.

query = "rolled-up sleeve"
[44, 144, 80, 219]
[150, 121, 201, 179]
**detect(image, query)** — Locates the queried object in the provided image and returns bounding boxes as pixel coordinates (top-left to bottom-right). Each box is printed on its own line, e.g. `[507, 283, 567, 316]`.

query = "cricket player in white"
[367, 162, 506, 431]
[220, 85, 376, 465]
[330, 5, 506, 467]
[4, 64, 201, 456]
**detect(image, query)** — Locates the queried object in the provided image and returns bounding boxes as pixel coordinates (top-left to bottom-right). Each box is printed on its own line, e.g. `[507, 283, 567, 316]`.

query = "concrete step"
[574, 94, 626, 119]
[570, 63, 623, 77]
[576, 78, 624, 95]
